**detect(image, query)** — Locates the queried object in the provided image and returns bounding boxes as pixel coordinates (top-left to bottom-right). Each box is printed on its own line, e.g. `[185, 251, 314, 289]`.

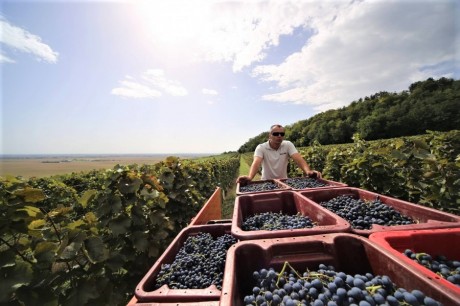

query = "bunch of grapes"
[283, 177, 328, 189]
[154, 232, 237, 290]
[242, 212, 315, 231]
[404, 249, 460, 286]
[239, 182, 283, 193]
[243, 263, 442, 306]
[319, 195, 415, 229]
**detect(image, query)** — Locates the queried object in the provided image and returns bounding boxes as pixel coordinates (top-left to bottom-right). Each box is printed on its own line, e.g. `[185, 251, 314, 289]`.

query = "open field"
[0, 155, 202, 179]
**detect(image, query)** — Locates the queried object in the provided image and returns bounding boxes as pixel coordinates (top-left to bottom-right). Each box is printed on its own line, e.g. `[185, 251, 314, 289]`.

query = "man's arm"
[291, 152, 322, 178]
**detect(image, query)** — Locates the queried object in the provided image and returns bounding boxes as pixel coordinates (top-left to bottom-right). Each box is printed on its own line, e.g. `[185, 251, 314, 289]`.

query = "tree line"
[238, 77, 459, 153]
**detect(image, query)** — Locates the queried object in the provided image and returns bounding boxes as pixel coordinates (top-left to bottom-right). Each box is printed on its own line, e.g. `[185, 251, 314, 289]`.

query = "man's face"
[269, 127, 285, 144]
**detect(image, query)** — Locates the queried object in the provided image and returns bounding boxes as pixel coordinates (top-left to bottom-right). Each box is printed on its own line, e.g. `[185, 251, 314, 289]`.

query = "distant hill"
[238, 77, 459, 153]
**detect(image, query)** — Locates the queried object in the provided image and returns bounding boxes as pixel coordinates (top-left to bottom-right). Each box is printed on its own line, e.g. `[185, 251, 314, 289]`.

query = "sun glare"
[134, 1, 210, 45]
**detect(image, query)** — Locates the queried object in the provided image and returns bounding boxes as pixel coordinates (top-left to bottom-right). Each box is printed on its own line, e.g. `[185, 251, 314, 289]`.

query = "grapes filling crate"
[231, 190, 351, 240]
[219, 233, 460, 306]
[277, 176, 348, 191]
[236, 179, 291, 195]
[298, 187, 460, 236]
[134, 224, 236, 303]
[127, 298, 219, 306]
[369, 228, 460, 296]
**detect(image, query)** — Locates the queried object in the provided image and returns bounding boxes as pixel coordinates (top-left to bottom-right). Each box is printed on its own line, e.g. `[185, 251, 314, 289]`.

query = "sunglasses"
[272, 132, 285, 137]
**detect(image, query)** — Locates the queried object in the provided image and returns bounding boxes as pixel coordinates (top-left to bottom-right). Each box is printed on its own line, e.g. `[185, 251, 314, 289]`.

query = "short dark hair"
[270, 124, 284, 132]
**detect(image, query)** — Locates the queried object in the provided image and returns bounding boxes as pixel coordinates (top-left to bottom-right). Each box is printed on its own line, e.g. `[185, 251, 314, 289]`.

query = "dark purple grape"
[319, 195, 415, 229]
[154, 232, 236, 290]
[283, 177, 328, 189]
[403, 249, 460, 287]
[242, 211, 314, 231]
[242, 264, 442, 306]
[239, 181, 283, 193]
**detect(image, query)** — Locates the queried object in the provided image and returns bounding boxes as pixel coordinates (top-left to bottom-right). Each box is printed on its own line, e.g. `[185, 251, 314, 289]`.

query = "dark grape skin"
[404, 249, 460, 287]
[239, 181, 283, 193]
[319, 195, 415, 230]
[153, 232, 237, 290]
[283, 177, 328, 189]
[242, 264, 443, 306]
[241, 211, 315, 231]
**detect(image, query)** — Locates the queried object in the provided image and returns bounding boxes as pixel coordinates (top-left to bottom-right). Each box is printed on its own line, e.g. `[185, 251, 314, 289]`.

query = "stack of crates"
[129, 176, 460, 305]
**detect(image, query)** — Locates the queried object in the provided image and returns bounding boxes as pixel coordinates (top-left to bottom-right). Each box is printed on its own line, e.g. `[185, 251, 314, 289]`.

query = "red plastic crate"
[135, 224, 235, 303]
[231, 190, 350, 240]
[298, 187, 460, 236]
[127, 296, 219, 306]
[189, 187, 222, 226]
[370, 228, 460, 295]
[220, 233, 460, 306]
[277, 176, 347, 191]
[236, 179, 290, 195]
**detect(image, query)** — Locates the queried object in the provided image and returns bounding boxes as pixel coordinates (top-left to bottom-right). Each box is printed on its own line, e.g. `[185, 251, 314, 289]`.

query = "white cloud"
[252, 0, 459, 111]
[136, 1, 458, 111]
[111, 70, 188, 99]
[111, 79, 162, 99]
[0, 51, 15, 63]
[202, 88, 218, 95]
[135, 1, 319, 72]
[143, 69, 188, 96]
[0, 17, 59, 63]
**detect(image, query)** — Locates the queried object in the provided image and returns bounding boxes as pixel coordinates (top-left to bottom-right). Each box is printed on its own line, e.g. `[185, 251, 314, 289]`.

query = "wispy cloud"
[0, 51, 15, 63]
[111, 70, 188, 99]
[251, 0, 459, 111]
[142, 69, 188, 96]
[202, 88, 218, 95]
[137, 1, 458, 111]
[0, 17, 59, 63]
[111, 77, 162, 99]
[135, 1, 312, 72]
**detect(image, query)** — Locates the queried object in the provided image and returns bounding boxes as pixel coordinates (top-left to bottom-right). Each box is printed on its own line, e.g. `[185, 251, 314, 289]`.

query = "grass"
[221, 155, 260, 219]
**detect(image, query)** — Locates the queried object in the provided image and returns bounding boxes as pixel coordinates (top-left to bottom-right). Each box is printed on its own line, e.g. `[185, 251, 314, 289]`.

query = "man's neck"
[269, 140, 281, 150]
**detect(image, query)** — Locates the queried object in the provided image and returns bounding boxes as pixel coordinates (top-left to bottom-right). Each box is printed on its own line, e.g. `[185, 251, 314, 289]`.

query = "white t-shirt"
[254, 140, 298, 180]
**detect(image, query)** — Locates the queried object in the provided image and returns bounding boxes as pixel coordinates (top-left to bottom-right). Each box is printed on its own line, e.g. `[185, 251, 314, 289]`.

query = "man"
[236, 124, 322, 184]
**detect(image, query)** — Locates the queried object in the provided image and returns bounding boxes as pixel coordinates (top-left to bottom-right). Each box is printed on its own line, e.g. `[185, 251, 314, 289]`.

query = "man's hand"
[236, 175, 252, 184]
[305, 170, 322, 179]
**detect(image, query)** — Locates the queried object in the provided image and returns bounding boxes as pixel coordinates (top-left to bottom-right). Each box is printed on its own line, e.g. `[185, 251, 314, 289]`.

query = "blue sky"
[1, 0, 459, 154]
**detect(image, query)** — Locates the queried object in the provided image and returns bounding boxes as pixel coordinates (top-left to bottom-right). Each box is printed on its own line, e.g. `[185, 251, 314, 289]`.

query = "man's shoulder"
[281, 140, 295, 147]
[257, 141, 270, 149]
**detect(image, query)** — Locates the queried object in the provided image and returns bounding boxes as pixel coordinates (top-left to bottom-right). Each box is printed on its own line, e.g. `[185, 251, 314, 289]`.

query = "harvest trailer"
[127, 179, 460, 306]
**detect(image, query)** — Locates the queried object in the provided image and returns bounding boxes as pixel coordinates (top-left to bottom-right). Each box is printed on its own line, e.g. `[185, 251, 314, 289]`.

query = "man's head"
[269, 124, 285, 144]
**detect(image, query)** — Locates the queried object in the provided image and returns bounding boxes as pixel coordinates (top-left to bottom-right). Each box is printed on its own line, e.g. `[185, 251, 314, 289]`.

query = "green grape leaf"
[132, 231, 149, 252]
[59, 241, 82, 260]
[149, 211, 167, 226]
[84, 237, 108, 263]
[390, 150, 407, 160]
[67, 220, 86, 230]
[15, 286, 58, 306]
[0, 261, 33, 302]
[117, 177, 142, 194]
[0, 250, 16, 268]
[13, 187, 46, 203]
[413, 139, 430, 150]
[19, 206, 42, 218]
[159, 170, 175, 187]
[153, 229, 169, 240]
[148, 245, 159, 257]
[394, 139, 405, 149]
[78, 190, 98, 208]
[140, 188, 159, 200]
[64, 279, 99, 306]
[34, 241, 57, 264]
[28, 219, 46, 230]
[109, 215, 131, 236]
